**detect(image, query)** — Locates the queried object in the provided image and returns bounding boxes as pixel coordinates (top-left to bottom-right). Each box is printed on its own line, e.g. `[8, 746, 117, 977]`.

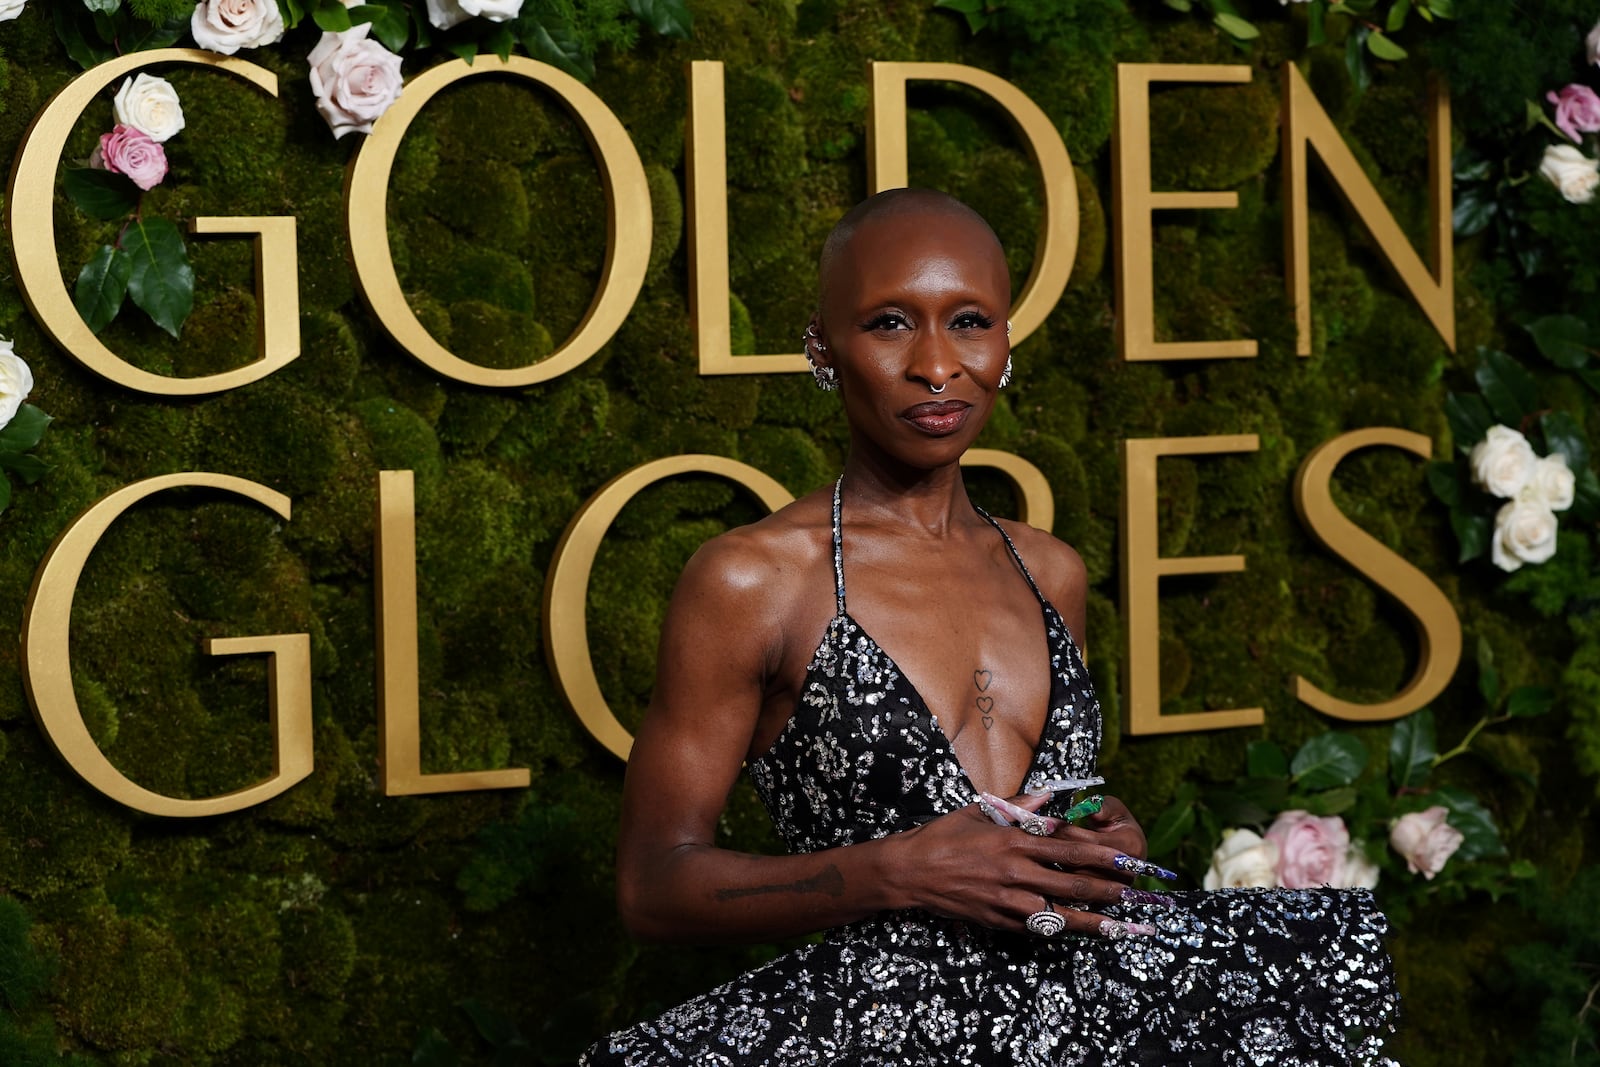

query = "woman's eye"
[864, 314, 909, 331]
[952, 313, 996, 330]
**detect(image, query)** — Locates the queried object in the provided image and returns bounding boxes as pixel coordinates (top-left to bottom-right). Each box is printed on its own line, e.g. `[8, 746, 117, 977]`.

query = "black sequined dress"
[584, 479, 1400, 1066]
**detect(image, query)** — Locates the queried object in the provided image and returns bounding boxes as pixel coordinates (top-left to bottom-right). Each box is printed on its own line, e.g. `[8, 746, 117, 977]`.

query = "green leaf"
[1307, 0, 1327, 45]
[485, 23, 515, 61]
[0, 471, 12, 513]
[1426, 0, 1453, 15]
[63, 168, 139, 222]
[1290, 732, 1368, 790]
[1571, 465, 1600, 523]
[459, 999, 523, 1048]
[444, 40, 477, 63]
[626, 0, 693, 38]
[1247, 740, 1288, 779]
[1477, 634, 1500, 704]
[1430, 786, 1505, 860]
[348, 2, 410, 51]
[519, 17, 594, 81]
[283, 0, 307, 28]
[411, 1026, 459, 1067]
[1389, 708, 1437, 789]
[1526, 315, 1592, 369]
[1366, 29, 1407, 59]
[0, 405, 52, 452]
[1452, 185, 1497, 238]
[1212, 12, 1259, 39]
[1208, 778, 1282, 827]
[1578, 367, 1600, 397]
[1474, 348, 1537, 426]
[1301, 786, 1358, 815]
[52, 4, 113, 71]
[1426, 460, 1460, 508]
[74, 244, 132, 334]
[122, 14, 189, 51]
[1163, 0, 1194, 10]
[312, 0, 353, 32]
[1386, 0, 1411, 31]
[0, 452, 49, 484]
[1449, 509, 1489, 563]
[1506, 685, 1555, 718]
[1345, 27, 1371, 94]
[1145, 803, 1195, 857]
[1444, 391, 1493, 451]
[122, 218, 195, 339]
[1539, 410, 1589, 471]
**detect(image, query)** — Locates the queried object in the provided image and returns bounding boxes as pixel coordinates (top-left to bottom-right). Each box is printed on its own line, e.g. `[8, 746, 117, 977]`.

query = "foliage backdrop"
[0, 0, 1597, 1062]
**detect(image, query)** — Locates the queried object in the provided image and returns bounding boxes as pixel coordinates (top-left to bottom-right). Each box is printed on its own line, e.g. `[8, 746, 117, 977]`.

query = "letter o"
[544, 456, 794, 760]
[347, 56, 652, 387]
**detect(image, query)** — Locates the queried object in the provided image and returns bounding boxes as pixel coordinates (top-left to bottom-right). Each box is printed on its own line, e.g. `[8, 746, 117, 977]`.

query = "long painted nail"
[1113, 855, 1178, 881]
[1036, 776, 1106, 793]
[1062, 795, 1105, 823]
[1120, 887, 1178, 908]
[976, 797, 1011, 827]
[1098, 920, 1158, 940]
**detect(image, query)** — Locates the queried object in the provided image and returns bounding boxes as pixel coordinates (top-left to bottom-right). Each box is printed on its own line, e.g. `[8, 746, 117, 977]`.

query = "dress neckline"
[751, 476, 1072, 799]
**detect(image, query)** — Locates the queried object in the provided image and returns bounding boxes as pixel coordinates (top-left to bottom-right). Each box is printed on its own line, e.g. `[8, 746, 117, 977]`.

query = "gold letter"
[1293, 428, 1462, 721]
[376, 470, 530, 794]
[5, 51, 297, 395]
[960, 448, 1055, 534]
[687, 61, 808, 376]
[1283, 63, 1453, 356]
[1121, 435, 1264, 734]
[1113, 64, 1256, 362]
[20, 474, 313, 816]
[544, 456, 795, 760]
[869, 62, 1077, 347]
[348, 57, 651, 387]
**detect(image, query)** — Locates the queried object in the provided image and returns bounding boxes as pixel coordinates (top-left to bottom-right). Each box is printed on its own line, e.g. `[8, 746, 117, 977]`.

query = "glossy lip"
[901, 399, 972, 436]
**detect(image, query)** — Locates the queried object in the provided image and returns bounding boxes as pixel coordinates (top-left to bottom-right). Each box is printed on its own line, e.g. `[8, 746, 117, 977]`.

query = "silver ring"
[929, 382, 947, 394]
[1019, 816, 1052, 836]
[1062, 900, 1090, 912]
[1026, 908, 1065, 937]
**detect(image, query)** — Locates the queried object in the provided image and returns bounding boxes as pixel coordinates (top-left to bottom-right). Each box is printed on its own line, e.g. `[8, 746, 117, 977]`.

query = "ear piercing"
[802, 324, 837, 391]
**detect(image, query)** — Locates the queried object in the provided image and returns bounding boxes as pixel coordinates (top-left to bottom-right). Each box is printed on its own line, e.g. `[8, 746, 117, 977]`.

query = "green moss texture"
[0, 1, 1593, 1062]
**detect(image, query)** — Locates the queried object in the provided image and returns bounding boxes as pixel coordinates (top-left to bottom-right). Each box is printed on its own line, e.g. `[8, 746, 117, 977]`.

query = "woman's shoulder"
[675, 487, 835, 605]
[989, 517, 1088, 606]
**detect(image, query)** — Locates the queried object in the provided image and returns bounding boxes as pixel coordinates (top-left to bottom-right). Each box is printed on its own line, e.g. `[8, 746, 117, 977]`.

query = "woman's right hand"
[889, 795, 1171, 939]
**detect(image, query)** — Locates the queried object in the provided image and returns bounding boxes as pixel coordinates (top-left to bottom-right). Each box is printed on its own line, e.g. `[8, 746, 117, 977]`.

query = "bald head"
[817, 189, 1004, 307]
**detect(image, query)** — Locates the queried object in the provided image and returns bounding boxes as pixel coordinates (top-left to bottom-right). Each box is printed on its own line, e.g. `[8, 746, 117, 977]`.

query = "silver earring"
[998, 354, 1013, 389]
[802, 325, 838, 392]
[1006, 319, 1013, 336]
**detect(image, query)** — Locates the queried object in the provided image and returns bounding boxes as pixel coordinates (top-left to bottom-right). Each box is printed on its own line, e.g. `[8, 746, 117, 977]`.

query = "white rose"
[1491, 498, 1559, 572]
[1335, 844, 1380, 890]
[0, 0, 26, 23]
[1588, 20, 1600, 67]
[113, 73, 185, 143]
[307, 24, 404, 140]
[1539, 144, 1600, 205]
[1389, 806, 1464, 880]
[1202, 828, 1281, 890]
[1469, 424, 1538, 499]
[0, 338, 35, 431]
[423, 0, 521, 29]
[190, 0, 284, 54]
[1523, 454, 1576, 512]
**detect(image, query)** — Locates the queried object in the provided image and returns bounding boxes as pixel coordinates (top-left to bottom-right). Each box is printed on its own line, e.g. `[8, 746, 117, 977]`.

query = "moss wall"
[0, 1, 1592, 1063]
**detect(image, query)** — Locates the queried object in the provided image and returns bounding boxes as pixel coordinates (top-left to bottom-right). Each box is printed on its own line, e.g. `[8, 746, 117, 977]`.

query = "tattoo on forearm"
[974, 668, 995, 730]
[715, 864, 845, 901]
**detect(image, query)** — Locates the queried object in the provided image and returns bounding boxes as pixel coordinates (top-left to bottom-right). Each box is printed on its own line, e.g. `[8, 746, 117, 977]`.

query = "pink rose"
[90, 124, 168, 191]
[307, 24, 404, 139]
[1389, 806, 1464, 880]
[1547, 84, 1600, 144]
[1264, 810, 1350, 888]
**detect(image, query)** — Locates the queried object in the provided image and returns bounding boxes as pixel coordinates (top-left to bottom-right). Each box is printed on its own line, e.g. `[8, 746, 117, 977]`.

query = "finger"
[979, 792, 1060, 835]
[1033, 838, 1178, 882]
[1015, 897, 1157, 941]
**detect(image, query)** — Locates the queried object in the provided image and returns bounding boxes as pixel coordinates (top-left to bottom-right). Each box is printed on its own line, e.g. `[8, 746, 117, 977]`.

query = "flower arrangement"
[1151, 644, 1544, 916]
[1535, 26, 1600, 205]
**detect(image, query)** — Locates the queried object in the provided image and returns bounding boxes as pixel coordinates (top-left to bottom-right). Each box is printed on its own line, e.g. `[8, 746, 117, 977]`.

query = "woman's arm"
[616, 528, 1156, 945]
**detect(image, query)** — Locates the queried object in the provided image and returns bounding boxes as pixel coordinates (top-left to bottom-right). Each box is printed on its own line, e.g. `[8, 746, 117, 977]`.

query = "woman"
[583, 189, 1399, 1065]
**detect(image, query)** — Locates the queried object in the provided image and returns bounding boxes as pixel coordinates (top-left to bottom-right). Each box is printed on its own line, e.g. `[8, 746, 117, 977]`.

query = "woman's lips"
[902, 400, 971, 435]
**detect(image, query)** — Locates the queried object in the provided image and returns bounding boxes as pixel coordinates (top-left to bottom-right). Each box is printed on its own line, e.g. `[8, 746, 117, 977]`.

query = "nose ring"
[929, 382, 947, 394]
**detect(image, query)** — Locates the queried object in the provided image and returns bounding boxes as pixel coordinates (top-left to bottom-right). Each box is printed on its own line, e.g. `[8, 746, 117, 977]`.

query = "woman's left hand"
[1011, 792, 1148, 874]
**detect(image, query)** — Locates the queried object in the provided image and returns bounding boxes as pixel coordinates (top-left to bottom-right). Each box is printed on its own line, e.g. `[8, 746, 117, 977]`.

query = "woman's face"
[816, 207, 1011, 470]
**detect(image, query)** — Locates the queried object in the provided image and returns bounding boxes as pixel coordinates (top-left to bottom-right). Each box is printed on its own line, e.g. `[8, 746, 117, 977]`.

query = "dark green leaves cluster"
[52, 0, 187, 70]
[0, 403, 52, 515]
[64, 174, 196, 340]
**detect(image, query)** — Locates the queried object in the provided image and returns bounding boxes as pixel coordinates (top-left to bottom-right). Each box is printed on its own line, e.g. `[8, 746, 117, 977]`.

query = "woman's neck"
[837, 450, 976, 538]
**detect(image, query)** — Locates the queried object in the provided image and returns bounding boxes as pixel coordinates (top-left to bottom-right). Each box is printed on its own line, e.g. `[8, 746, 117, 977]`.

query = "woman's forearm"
[617, 836, 912, 944]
